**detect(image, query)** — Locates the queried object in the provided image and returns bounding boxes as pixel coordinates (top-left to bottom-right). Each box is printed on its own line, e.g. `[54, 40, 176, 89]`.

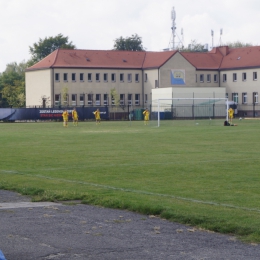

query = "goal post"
[151, 98, 229, 127]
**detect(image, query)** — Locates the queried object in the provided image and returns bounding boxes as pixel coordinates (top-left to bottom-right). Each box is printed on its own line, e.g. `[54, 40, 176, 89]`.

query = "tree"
[179, 40, 207, 52]
[29, 34, 76, 63]
[0, 61, 27, 107]
[2, 80, 25, 107]
[223, 41, 253, 48]
[113, 34, 145, 51]
[61, 87, 68, 107]
[110, 88, 120, 120]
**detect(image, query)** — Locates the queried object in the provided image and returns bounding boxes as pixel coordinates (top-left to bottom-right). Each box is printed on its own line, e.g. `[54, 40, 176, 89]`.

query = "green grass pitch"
[1, 118, 260, 242]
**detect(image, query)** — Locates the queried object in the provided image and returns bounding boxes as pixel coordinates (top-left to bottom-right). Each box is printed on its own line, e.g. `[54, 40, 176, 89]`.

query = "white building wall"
[52, 68, 143, 107]
[221, 68, 260, 105]
[25, 69, 52, 107]
[143, 69, 159, 105]
[152, 87, 225, 101]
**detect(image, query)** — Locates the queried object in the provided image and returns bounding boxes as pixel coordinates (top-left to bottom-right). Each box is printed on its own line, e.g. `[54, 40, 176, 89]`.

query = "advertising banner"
[0, 107, 109, 121]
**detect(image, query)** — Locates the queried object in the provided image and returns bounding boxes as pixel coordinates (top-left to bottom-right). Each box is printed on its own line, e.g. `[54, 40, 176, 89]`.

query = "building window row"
[54, 93, 141, 106]
[229, 92, 259, 104]
[197, 73, 218, 83]
[227, 71, 258, 83]
[55, 72, 141, 83]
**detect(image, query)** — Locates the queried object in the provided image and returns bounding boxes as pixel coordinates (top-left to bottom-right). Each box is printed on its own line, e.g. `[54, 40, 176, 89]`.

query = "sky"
[1, 0, 260, 72]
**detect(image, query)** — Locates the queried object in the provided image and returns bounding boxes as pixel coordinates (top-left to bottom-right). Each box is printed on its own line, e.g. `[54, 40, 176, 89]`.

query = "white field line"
[1, 169, 260, 213]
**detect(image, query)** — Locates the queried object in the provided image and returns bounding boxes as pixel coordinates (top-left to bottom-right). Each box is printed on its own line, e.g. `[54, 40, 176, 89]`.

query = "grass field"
[1, 118, 260, 243]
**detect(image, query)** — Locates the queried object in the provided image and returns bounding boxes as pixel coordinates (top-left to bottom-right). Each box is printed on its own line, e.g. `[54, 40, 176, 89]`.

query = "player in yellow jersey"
[228, 107, 234, 123]
[62, 109, 69, 127]
[72, 107, 78, 126]
[93, 109, 101, 124]
[143, 108, 150, 125]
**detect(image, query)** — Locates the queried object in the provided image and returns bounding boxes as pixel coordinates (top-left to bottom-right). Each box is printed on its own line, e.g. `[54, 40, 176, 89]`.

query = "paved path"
[0, 190, 259, 260]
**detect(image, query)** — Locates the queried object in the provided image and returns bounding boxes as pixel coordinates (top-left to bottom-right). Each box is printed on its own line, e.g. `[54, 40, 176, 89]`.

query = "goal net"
[150, 98, 228, 127]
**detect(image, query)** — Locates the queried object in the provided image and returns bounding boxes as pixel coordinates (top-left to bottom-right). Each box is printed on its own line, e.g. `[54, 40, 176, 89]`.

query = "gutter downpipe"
[52, 67, 54, 107]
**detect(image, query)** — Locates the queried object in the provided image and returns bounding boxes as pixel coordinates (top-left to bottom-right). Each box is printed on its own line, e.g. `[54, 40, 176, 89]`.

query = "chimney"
[218, 46, 229, 56]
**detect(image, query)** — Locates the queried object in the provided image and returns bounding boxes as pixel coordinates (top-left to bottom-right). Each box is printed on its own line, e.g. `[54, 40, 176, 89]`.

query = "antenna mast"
[219, 28, 223, 46]
[211, 30, 214, 49]
[171, 7, 176, 50]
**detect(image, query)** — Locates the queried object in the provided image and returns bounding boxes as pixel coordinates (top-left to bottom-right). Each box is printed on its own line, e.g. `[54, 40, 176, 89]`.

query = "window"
[155, 80, 158, 88]
[120, 73, 124, 82]
[223, 74, 227, 82]
[207, 74, 211, 83]
[104, 73, 108, 82]
[128, 94, 132, 105]
[214, 74, 218, 83]
[226, 93, 228, 99]
[253, 92, 258, 104]
[242, 93, 247, 104]
[80, 94, 85, 106]
[88, 73, 92, 82]
[127, 73, 132, 82]
[232, 93, 238, 103]
[135, 94, 140, 105]
[120, 94, 125, 105]
[111, 94, 115, 106]
[233, 73, 237, 82]
[242, 72, 247, 81]
[145, 73, 148, 82]
[87, 94, 92, 105]
[71, 94, 77, 106]
[63, 73, 68, 82]
[104, 94, 108, 105]
[72, 73, 76, 82]
[200, 74, 204, 82]
[95, 94, 100, 105]
[135, 74, 139, 82]
[145, 94, 148, 103]
[54, 94, 60, 106]
[96, 73, 100, 82]
[80, 73, 84, 82]
[253, 72, 257, 81]
[55, 73, 60, 81]
[111, 73, 116, 82]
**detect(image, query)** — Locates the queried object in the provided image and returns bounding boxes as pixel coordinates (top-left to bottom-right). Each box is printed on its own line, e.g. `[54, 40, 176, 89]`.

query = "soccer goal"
[150, 98, 229, 127]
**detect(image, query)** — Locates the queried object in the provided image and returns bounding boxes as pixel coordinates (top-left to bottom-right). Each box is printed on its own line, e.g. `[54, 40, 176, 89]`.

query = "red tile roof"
[26, 46, 260, 72]
[180, 48, 223, 70]
[27, 49, 177, 71]
[142, 51, 177, 69]
[220, 46, 260, 70]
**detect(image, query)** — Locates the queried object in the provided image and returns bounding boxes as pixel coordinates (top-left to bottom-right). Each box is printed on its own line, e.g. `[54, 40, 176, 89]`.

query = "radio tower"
[171, 7, 176, 50]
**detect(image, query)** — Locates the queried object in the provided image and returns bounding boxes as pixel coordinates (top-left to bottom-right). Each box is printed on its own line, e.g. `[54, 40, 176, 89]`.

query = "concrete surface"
[0, 190, 259, 260]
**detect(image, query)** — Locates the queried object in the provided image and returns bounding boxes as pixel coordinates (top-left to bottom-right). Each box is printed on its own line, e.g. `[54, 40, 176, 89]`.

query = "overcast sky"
[1, 0, 260, 72]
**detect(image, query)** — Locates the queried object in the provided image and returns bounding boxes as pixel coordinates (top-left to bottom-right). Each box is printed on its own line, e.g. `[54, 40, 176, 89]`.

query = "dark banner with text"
[0, 107, 109, 121]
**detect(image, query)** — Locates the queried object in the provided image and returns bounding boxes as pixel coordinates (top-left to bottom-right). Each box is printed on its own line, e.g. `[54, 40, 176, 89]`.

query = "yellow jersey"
[72, 110, 78, 119]
[62, 111, 69, 120]
[143, 110, 149, 120]
[94, 110, 100, 120]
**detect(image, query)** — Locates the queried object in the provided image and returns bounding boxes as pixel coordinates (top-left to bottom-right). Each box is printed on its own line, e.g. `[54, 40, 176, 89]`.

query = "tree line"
[0, 33, 253, 108]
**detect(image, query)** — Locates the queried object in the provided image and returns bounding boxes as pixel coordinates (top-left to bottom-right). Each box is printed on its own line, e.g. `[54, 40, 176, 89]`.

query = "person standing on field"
[143, 108, 150, 125]
[228, 107, 234, 123]
[72, 107, 79, 126]
[62, 109, 69, 127]
[93, 109, 101, 124]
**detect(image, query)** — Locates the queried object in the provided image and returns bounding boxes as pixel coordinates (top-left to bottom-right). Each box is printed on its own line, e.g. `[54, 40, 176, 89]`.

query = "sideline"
[1, 169, 260, 214]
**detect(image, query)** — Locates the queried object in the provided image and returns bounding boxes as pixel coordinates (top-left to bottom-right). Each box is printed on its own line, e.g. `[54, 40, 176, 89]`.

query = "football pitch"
[1, 119, 260, 242]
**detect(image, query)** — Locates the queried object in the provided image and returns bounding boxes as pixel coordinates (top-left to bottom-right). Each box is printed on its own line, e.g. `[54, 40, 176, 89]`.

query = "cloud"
[1, 0, 260, 72]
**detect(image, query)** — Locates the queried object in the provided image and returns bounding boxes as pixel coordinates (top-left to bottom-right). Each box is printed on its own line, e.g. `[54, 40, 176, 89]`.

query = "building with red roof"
[26, 46, 260, 117]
